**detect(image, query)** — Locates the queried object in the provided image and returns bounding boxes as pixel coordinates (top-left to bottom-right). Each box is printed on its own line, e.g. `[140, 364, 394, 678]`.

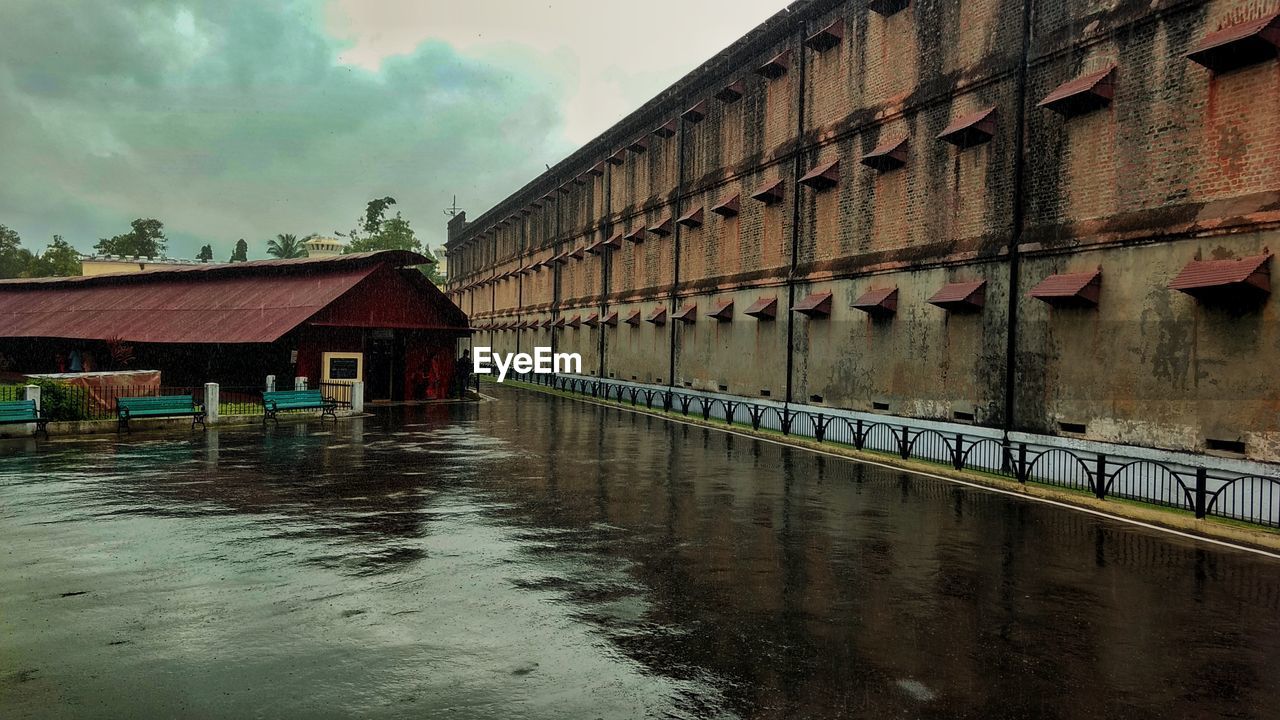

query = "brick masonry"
[445, 0, 1280, 463]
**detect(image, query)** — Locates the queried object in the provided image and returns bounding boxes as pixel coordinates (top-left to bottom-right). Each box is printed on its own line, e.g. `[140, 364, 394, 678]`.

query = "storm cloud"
[0, 0, 573, 259]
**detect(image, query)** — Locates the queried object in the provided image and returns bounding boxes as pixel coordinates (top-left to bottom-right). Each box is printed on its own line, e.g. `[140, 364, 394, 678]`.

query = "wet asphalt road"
[2, 386, 1279, 719]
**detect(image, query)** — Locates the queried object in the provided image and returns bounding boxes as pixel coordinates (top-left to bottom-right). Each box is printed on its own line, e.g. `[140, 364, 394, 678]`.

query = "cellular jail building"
[445, 0, 1280, 465]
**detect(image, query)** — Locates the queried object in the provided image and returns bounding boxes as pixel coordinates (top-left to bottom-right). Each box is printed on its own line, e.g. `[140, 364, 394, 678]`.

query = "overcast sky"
[0, 0, 786, 261]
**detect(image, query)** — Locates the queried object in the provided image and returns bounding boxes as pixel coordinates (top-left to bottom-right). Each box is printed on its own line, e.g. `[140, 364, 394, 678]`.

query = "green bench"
[0, 400, 50, 439]
[117, 395, 205, 433]
[262, 389, 338, 425]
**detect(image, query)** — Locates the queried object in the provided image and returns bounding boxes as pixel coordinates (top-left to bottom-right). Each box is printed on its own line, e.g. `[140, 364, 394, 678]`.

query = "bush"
[29, 380, 89, 421]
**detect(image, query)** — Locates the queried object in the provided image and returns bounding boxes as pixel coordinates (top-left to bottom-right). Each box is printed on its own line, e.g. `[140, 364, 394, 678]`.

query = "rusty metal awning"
[711, 193, 741, 217]
[603, 232, 624, 250]
[868, 0, 910, 16]
[750, 179, 785, 205]
[624, 309, 642, 326]
[567, 314, 581, 328]
[1038, 66, 1116, 117]
[584, 312, 600, 327]
[929, 280, 987, 311]
[624, 227, 646, 244]
[1169, 254, 1270, 298]
[805, 18, 844, 52]
[1029, 269, 1102, 307]
[708, 299, 734, 321]
[744, 296, 778, 320]
[682, 100, 707, 124]
[852, 287, 899, 316]
[862, 136, 909, 171]
[603, 310, 620, 327]
[648, 215, 674, 237]
[585, 239, 605, 255]
[755, 49, 791, 80]
[570, 246, 585, 260]
[606, 149, 626, 166]
[673, 303, 698, 323]
[677, 206, 705, 228]
[799, 160, 840, 191]
[645, 306, 667, 325]
[715, 79, 744, 103]
[1187, 13, 1280, 72]
[793, 291, 833, 317]
[939, 107, 997, 148]
[652, 119, 677, 138]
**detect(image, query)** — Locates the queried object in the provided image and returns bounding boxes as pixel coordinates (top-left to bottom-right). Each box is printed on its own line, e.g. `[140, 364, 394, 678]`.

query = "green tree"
[0, 225, 34, 279]
[30, 235, 82, 277]
[342, 197, 422, 255]
[362, 197, 397, 235]
[419, 246, 446, 287]
[95, 218, 166, 258]
[266, 233, 306, 259]
[229, 238, 248, 262]
[196, 244, 214, 262]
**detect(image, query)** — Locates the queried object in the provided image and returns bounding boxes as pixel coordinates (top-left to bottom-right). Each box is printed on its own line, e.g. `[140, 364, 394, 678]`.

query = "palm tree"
[266, 233, 306, 259]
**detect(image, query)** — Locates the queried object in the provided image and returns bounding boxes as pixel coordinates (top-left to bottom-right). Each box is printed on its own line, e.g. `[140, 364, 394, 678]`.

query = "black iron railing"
[318, 382, 353, 409]
[505, 372, 1280, 530]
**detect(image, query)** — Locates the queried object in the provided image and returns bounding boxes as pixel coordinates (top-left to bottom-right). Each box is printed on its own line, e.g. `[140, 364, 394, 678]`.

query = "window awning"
[604, 232, 624, 250]
[1169, 254, 1270, 299]
[648, 215, 674, 237]
[929, 280, 986, 311]
[1038, 66, 1116, 117]
[541, 318, 554, 329]
[715, 79, 745, 103]
[938, 107, 997, 148]
[624, 228, 646, 244]
[711, 193, 741, 217]
[805, 18, 844, 52]
[673, 303, 698, 323]
[682, 100, 707, 123]
[750, 179, 785, 205]
[553, 317, 566, 329]
[570, 246, 585, 260]
[745, 296, 778, 320]
[588, 162, 605, 177]
[793, 291, 833, 317]
[552, 252, 570, 265]
[624, 309, 642, 326]
[603, 310, 620, 327]
[708, 299, 734, 321]
[568, 315, 581, 328]
[868, 0, 910, 16]
[585, 239, 604, 255]
[1029, 269, 1101, 307]
[799, 160, 840, 191]
[1187, 13, 1280, 72]
[677, 206, 705, 228]
[861, 136, 909, 171]
[653, 119, 677, 138]
[756, 49, 790, 79]
[606, 149, 626, 166]
[645, 307, 667, 325]
[852, 287, 898, 316]
[584, 312, 600, 327]
[627, 136, 649, 153]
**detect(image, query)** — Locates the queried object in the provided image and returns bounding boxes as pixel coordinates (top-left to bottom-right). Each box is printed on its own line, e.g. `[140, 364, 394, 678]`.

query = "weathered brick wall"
[446, 0, 1280, 462]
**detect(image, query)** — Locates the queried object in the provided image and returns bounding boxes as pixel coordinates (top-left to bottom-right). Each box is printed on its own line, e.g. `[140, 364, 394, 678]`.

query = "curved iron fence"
[501, 372, 1280, 530]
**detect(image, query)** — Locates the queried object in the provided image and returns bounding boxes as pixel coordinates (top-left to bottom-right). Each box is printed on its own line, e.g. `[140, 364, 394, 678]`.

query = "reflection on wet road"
[3, 386, 1279, 718]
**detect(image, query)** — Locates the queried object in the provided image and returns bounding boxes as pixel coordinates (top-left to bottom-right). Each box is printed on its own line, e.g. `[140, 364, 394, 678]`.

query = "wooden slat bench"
[116, 395, 205, 433]
[0, 400, 50, 439]
[262, 389, 338, 425]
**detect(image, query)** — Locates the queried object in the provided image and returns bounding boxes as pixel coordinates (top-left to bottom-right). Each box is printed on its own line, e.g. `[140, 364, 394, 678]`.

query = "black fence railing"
[0, 385, 23, 403]
[219, 386, 265, 416]
[24, 384, 201, 422]
[509, 372, 1280, 530]
[319, 382, 353, 409]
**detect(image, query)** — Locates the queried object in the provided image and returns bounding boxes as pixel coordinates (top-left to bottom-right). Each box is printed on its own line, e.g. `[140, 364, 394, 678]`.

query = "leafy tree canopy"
[95, 218, 166, 258]
[0, 226, 83, 279]
[343, 197, 422, 254]
[196, 244, 213, 262]
[229, 238, 249, 262]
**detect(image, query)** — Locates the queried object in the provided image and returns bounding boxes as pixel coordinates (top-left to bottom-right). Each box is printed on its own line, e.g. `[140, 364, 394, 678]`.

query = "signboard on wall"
[321, 352, 363, 384]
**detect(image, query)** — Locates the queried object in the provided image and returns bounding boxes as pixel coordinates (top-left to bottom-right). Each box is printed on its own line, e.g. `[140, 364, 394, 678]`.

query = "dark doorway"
[366, 332, 402, 401]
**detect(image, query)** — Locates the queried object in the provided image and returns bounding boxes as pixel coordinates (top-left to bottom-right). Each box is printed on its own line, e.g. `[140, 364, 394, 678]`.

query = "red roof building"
[0, 250, 469, 401]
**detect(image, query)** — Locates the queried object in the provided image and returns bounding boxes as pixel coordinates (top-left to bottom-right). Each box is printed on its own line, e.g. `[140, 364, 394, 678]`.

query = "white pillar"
[23, 384, 40, 436]
[265, 375, 276, 392]
[204, 383, 219, 424]
[294, 377, 308, 391]
[350, 381, 364, 414]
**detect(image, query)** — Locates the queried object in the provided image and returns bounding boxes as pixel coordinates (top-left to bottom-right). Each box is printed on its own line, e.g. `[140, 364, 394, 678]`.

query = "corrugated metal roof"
[0, 266, 377, 343]
[1169, 254, 1270, 293]
[1029, 269, 1101, 303]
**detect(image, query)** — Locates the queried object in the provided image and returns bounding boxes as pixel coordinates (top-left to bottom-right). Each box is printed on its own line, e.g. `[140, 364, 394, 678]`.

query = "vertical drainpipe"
[784, 25, 807, 406]
[669, 108, 687, 388]
[553, 183, 563, 361]
[1003, 0, 1034, 434]
[600, 157, 612, 378]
